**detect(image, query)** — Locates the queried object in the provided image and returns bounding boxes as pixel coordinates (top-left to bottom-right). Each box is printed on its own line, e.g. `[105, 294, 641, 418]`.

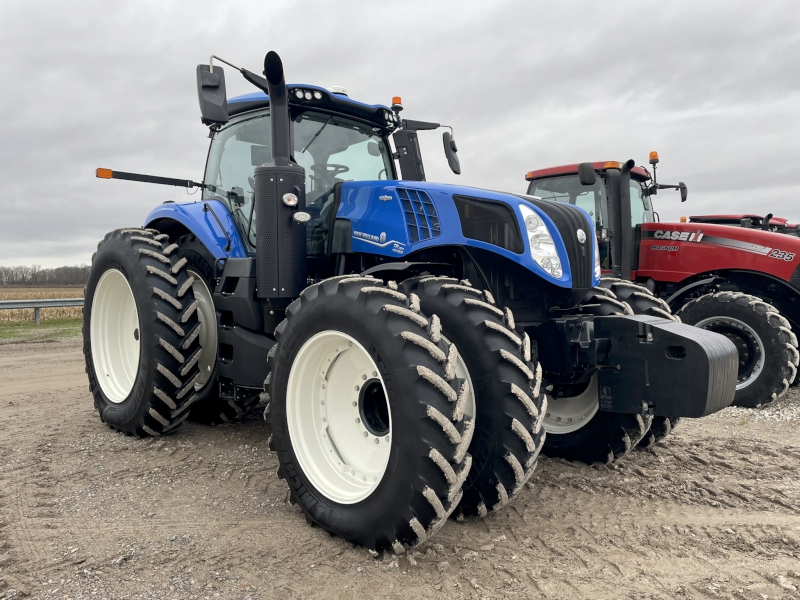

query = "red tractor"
[524, 153, 800, 409]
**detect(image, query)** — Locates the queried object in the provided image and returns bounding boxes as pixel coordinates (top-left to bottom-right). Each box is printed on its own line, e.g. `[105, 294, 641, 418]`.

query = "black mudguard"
[595, 315, 737, 418]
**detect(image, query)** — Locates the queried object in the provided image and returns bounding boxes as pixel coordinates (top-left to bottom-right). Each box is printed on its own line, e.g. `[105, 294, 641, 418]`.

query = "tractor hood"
[638, 221, 800, 285]
[335, 180, 599, 290]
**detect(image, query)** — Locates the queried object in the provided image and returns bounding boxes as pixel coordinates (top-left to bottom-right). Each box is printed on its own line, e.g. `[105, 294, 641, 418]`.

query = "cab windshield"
[526, 175, 607, 229]
[526, 174, 653, 228]
[203, 110, 395, 249]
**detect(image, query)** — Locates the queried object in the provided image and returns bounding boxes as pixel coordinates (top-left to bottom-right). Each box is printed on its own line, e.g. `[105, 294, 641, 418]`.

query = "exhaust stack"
[254, 51, 307, 300]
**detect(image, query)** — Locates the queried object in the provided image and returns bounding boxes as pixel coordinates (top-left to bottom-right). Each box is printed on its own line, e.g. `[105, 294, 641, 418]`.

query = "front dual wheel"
[286, 330, 392, 503]
[403, 277, 546, 519]
[266, 276, 473, 553]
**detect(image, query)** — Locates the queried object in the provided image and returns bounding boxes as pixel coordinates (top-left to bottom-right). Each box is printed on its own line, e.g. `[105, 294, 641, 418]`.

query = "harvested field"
[0, 336, 798, 599]
[0, 288, 84, 323]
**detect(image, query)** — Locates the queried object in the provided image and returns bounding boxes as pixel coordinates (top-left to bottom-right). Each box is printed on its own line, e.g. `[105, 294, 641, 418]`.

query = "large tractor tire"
[264, 275, 473, 553]
[599, 278, 683, 449]
[540, 286, 653, 464]
[677, 292, 799, 408]
[83, 228, 202, 436]
[175, 234, 259, 424]
[402, 277, 546, 519]
[598, 277, 677, 321]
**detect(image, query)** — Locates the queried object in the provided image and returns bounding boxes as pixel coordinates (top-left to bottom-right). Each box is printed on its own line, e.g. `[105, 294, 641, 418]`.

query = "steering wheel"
[311, 164, 350, 178]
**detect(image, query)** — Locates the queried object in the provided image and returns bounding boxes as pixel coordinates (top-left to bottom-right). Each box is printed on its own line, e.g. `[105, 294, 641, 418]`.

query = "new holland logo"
[379, 232, 386, 244]
[653, 229, 704, 242]
[576, 229, 586, 243]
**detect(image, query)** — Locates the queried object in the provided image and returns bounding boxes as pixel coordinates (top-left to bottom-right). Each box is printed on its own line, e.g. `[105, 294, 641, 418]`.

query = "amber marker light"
[392, 96, 402, 105]
[603, 161, 623, 169]
[96, 168, 113, 179]
[649, 151, 659, 165]
[680, 216, 687, 222]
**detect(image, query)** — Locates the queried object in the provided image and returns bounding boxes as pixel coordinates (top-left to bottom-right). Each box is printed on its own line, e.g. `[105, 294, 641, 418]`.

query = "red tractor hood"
[638, 221, 800, 284]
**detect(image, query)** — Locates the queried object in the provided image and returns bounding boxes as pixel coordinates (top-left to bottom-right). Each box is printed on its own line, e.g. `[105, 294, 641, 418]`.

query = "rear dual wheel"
[176, 234, 260, 423]
[265, 276, 473, 553]
[84, 228, 202, 436]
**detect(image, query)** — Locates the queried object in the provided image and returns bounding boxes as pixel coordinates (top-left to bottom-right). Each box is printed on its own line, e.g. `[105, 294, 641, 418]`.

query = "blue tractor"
[84, 51, 738, 553]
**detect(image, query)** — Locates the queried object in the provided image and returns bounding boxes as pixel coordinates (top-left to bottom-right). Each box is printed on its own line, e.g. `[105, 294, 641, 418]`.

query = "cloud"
[1, 0, 798, 267]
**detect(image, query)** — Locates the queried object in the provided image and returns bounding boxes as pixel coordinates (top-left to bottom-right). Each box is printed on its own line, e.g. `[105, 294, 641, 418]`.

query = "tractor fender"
[665, 276, 725, 310]
[668, 270, 800, 331]
[144, 199, 248, 261]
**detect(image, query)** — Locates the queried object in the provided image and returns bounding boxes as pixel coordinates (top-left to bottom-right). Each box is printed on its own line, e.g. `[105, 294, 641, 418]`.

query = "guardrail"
[0, 298, 84, 325]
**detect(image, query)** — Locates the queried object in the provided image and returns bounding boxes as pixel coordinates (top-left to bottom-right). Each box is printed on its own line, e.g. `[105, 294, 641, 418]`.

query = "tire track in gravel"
[2, 338, 800, 599]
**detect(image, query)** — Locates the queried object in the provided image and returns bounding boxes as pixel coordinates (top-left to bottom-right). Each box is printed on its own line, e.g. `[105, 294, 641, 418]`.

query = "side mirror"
[679, 182, 688, 202]
[578, 162, 597, 186]
[442, 131, 461, 175]
[196, 64, 229, 126]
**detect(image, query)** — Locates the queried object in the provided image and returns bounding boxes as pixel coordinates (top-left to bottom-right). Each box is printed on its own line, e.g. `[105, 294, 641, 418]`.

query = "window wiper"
[302, 116, 333, 154]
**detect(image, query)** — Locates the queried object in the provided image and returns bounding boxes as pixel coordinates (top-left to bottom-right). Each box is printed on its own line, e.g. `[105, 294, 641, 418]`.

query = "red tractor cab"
[525, 154, 800, 408]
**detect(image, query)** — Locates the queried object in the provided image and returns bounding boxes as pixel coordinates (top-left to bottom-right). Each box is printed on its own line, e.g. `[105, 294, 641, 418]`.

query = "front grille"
[398, 188, 441, 244]
[519, 196, 593, 288]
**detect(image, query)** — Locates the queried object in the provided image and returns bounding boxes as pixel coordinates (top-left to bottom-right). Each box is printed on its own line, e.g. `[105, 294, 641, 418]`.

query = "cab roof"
[525, 162, 651, 182]
[227, 85, 398, 130]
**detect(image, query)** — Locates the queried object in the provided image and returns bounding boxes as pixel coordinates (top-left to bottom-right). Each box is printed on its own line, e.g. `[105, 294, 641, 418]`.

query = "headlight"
[593, 231, 601, 281]
[519, 204, 563, 279]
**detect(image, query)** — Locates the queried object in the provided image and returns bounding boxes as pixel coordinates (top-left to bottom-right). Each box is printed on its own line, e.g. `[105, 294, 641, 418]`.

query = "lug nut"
[374, 438, 379, 444]
[362, 374, 367, 380]
[385, 435, 390, 443]
[355, 418, 360, 423]
[363, 432, 368, 437]
[372, 371, 377, 377]
[355, 385, 359, 391]
[352, 401, 357, 407]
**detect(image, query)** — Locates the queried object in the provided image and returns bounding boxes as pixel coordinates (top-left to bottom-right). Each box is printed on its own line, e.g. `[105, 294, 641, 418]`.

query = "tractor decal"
[650, 229, 704, 242]
[644, 229, 784, 259]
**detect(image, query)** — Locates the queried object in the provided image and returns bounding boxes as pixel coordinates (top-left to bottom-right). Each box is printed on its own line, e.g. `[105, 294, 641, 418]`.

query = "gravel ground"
[0, 338, 798, 599]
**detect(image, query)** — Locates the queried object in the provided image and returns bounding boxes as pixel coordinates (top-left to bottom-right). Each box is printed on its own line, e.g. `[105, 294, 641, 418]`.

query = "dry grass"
[0, 287, 84, 323]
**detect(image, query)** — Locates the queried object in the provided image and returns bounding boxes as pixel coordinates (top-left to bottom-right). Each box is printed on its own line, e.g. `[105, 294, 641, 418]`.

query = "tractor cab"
[202, 92, 399, 255]
[525, 161, 657, 273]
[195, 58, 461, 270]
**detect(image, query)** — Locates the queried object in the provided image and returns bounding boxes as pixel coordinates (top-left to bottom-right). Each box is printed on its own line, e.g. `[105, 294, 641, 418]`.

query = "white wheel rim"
[90, 269, 141, 403]
[286, 330, 392, 504]
[542, 374, 599, 434]
[694, 316, 765, 390]
[188, 269, 217, 390]
[441, 335, 476, 420]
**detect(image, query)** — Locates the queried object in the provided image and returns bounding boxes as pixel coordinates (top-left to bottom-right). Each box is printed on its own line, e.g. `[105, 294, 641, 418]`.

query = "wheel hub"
[188, 269, 217, 390]
[694, 316, 764, 390]
[286, 331, 392, 504]
[542, 374, 599, 434]
[90, 269, 140, 403]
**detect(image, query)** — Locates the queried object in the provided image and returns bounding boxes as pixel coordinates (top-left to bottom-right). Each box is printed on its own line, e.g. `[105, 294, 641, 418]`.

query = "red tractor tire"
[677, 292, 799, 408]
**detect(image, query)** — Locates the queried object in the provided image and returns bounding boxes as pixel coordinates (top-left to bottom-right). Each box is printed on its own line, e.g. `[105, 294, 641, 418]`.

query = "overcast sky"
[1, 0, 798, 267]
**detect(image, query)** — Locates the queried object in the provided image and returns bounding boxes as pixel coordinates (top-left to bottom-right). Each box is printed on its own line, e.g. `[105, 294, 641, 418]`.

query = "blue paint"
[142, 184, 598, 290]
[144, 200, 248, 260]
[336, 181, 599, 289]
